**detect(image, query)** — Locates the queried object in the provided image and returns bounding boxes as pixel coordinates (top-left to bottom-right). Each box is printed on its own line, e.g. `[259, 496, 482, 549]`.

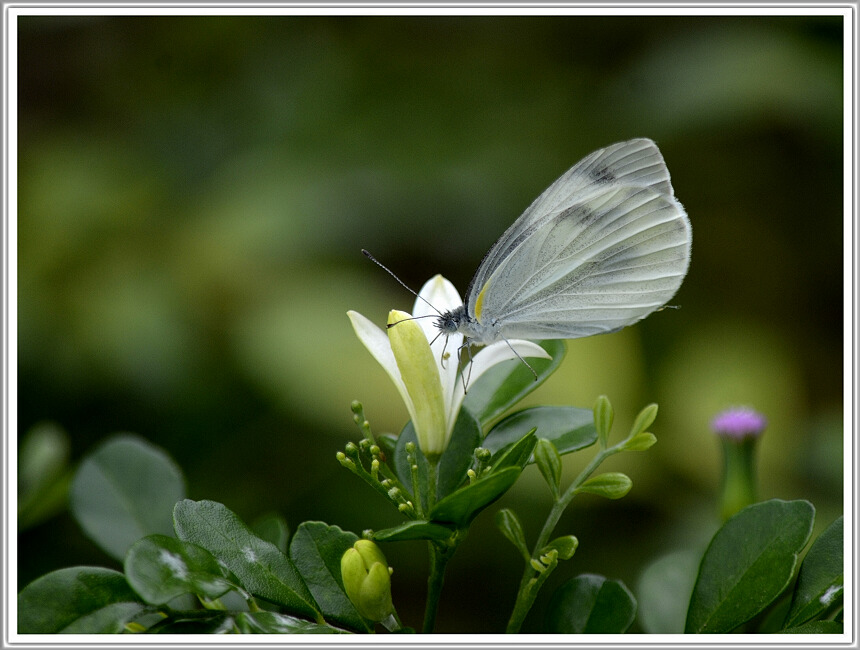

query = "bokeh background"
[16, 14, 845, 633]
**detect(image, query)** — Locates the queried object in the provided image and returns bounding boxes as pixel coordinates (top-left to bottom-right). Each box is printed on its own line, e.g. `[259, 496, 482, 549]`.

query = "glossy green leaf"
[784, 515, 843, 628]
[636, 548, 701, 633]
[575, 472, 632, 500]
[252, 513, 290, 554]
[482, 406, 596, 459]
[288, 521, 370, 632]
[70, 434, 185, 561]
[235, 611, 350, 634]
[488, 429, 537, 473]
[173, 499, 319, 620]
[534, 438, 561, 497]
[429, 467, 520, 527]
[124, 534, 235, 605]
[546, 574, 637, 633]
[372, 520, 456, 543]
[395, 409, 483, 505]
[685, 499, 815, 633]
[436, 408, 483, 499]
[18, 567, 145, 633]
[463, 340, 566, 427]
[495, 508, 529, 560]
[780, 620, 843, 634]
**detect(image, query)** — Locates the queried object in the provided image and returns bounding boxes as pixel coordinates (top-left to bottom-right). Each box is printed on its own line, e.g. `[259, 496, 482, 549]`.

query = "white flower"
[348, 275, 551, 459]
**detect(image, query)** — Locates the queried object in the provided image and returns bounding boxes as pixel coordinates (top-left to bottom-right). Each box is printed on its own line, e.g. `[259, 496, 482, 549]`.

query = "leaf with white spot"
[783, 516, 843, 628]
[124, 534, 236, 605]
[173, 500, 320, 620]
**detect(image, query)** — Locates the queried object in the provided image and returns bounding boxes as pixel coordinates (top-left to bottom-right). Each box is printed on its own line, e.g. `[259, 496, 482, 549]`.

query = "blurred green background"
[17, 15, 844, 632]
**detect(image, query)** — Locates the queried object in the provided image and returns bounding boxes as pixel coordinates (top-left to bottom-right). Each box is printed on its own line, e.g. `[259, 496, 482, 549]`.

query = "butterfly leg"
[500, 333, 538, 381]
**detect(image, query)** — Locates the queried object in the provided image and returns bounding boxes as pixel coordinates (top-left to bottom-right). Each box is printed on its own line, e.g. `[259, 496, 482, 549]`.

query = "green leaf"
[173, 499, 320, 620]
[69, 434, 185, 561]
[685, 499, 815, 633]
[436, 408, 483, 499]
[636, 548, 701, 633]
[235, 611, 350, 634]
[784, 515, 843, 628]
[463, 340, 566, 427]
[488, 429, 537, 473]
[124, 534, 235, 605]
[18, 567, 145, 633]
[575, 472, 632, 500]
[372, 520, 456, 543]
[779, 620, 843, 634]
[629, 403, 658, 438]
[593, 395, 613, 448]
[252, 513, 291, 554]
[546, 574, 637, 633]
[288, 522, 371, 632]
[395, 409, 483, 506]
[495, 508, 529, 560]
[622, 432, 657, 451]
[18, 421, 72, 530]
[541, 535, 579, 561]
[482, 406, 596, 459]
[429, 467, 520, 527]
[534, 438, 561, 498]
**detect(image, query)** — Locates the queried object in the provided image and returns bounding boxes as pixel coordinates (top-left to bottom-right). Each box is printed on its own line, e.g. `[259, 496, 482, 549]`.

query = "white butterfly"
[434, 138, 692, 349]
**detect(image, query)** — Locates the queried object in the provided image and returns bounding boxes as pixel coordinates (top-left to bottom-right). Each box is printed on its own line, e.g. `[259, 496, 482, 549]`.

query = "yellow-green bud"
[340, 540, 394, 622]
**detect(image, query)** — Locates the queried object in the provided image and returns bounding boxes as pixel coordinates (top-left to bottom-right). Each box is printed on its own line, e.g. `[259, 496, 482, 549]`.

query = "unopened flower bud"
[340, 540, 395, 622]
[711, 407, 767, 521]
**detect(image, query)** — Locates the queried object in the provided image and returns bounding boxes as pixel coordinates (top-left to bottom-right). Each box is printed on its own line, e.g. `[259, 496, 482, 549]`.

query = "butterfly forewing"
[466, 139, 691, 341]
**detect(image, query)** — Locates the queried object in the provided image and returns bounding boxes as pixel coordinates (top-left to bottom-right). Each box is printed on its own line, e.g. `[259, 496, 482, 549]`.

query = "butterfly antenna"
[362, 249, 443, 316]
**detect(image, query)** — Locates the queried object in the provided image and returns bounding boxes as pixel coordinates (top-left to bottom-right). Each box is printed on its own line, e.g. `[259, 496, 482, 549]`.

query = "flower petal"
[347, 310, 415, 423]
[413, 275, 463, 319]
[411, 275, 465, 423]
[447, 340, 552, 429]
[387, 310, 448, 458]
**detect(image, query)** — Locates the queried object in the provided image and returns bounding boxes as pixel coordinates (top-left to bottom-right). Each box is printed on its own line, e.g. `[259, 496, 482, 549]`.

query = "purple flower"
[711, 407, 767, 440]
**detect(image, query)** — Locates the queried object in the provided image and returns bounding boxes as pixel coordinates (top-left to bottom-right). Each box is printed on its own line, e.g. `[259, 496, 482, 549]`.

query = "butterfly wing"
[467, 139, 691, 341]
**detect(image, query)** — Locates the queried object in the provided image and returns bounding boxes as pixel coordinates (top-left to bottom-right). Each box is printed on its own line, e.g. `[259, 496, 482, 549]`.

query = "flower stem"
[506, 446, 614, 633]
[422, 541, 452, 633]
[421, 457, 450, 633]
